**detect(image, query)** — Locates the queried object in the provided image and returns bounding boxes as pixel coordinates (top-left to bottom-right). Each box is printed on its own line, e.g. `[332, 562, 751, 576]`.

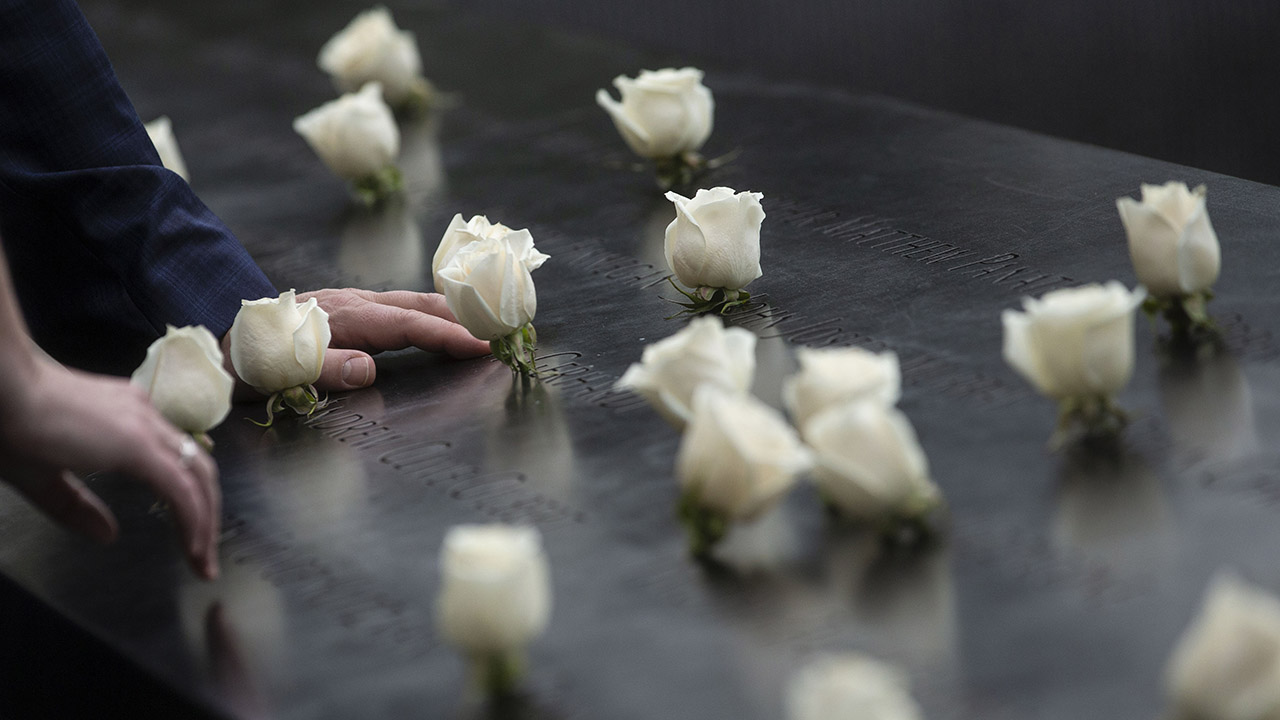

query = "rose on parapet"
[616, 315, 756, 428]
[595, 67, 715, 188]
[435, 228, 546, 377]
[431, 214, 549, 292]
[663, 186, 764, 315]
[131, 325, 233, 447]
[293, 82, 402, 204]
[143, 116, 190, 182]
[436, 524, 551, 698]
[783, 347, 901, 433]
[805, 402, 942, 541]
[318, 6, 435, 112]
[1117, 181, 1220, 333]
[1002, 281, 1145, 445]
[788, 653, 924, 720]
[1166, 572, 1280, 720]
[229, 290, 331, 425]
[675, 386, 812, 558]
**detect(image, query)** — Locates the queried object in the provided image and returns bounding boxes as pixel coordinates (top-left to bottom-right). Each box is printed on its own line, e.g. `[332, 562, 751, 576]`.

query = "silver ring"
[178, 437, 199, 468]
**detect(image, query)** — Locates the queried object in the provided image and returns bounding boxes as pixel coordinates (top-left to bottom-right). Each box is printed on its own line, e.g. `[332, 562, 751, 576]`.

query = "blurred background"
[446, 0, 1280, 185]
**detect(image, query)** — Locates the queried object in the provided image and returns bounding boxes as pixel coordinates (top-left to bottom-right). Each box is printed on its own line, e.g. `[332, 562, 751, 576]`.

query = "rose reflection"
[711, 504, 803, 575]
[398, 112, 446, 203]
[337, 195, 424, 289]
[748, 334, 797, 412]
[1052, 444, 1175, 566]
[827, 532, 958, 671]
[256, 421, 370, 541]
[1158, 341, 1257, 465]
[637, 197, 674, 271]
[484, 379, 577, 501]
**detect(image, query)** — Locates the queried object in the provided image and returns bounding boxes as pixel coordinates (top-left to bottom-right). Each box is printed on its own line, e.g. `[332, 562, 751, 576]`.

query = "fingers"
[305, 288, 491, 359]
[13, 470, 118, 545]
[188, 442, 222, 579]
[343, 289, 460, 322]
[383, 307, 492, 358]
[127, 429, 221, 580]
[315, 348, 376, 392]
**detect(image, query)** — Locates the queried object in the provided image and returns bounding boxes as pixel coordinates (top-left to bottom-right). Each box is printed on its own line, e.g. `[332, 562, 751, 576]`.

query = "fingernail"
[342, 357, 371, 387]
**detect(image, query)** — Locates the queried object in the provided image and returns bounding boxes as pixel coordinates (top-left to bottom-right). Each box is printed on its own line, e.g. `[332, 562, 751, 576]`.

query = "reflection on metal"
[1158, 341, 1258, 466]
[338, 197, 425, 290]
[1052, 444, 1176, 573]
[4, 1, 1280, 718]
[485, 380, 578, 501]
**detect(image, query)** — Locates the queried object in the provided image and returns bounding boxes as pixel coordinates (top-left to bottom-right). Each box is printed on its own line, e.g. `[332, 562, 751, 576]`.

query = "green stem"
[471, 650, 524, 698]
[677, 490, 729, 559]
[489, 324, 540, 378]
[394, 78, 435, 117]
[1142, 290, 1216, 335]
[820, 489, 943, 546]
[1050, 394, 1128, 448]
[352, 165, 404, 206]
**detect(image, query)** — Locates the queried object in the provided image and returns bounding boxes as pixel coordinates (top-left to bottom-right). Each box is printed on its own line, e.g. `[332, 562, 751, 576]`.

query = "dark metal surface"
[3, 1, 1280, 718]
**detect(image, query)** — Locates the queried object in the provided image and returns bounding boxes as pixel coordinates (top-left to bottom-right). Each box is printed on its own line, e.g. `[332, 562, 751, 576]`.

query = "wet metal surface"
[3, 2, 1280, 718]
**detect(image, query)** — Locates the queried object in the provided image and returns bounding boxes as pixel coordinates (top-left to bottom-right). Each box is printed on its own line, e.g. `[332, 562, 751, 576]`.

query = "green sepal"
[247, 384, 326, 428]
[1143, 289, 1217, 336]
[663, 277, 753, 318]
[393, 78, 436, 118]
[820, 488, 946, 547]
[677, 489, 729, 559]
[1049, 394, 1128, 450]
[352, 164, 404, 206]
[651, 148, 741, 190]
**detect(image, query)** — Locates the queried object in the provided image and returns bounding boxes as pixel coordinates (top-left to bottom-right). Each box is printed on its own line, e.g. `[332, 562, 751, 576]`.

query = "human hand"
[299, 288, 490, 391]
[0, 361, 221, 579]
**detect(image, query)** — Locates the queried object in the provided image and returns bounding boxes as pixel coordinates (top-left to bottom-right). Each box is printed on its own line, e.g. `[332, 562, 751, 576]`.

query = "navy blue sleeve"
[0, 0, 276, 375]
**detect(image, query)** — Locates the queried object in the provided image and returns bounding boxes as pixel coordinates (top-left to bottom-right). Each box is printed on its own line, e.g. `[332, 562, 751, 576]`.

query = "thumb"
[315, 349, 376, 392]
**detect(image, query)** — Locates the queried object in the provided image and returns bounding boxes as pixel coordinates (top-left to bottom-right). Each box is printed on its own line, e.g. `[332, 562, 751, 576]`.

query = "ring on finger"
[178, 437, 199, 468]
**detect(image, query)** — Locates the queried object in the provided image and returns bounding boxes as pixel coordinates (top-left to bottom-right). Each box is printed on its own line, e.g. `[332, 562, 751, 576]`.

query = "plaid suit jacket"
[0, 0, 275, 375]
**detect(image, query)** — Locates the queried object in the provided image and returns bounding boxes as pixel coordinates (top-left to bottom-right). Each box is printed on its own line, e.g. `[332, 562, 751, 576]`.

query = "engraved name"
[769, 199, 1077, 295]
[303, 403, 589, 526]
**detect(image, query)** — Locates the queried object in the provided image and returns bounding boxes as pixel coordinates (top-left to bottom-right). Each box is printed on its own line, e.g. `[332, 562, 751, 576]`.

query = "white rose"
[143, 116, 190, 182]
[130, 325, 232, 434]
[229, 290, 331, 394]
[293, 82, 399, 180]
[664, 186, 764, 291]
[805, 402, 940, 523]
[437, 235, 539, 341]
[1166, 573, 1280, 720]
[1002, 281, 1145, 400]
[616, 316, 756, 428]
[783, 347, 901, 432]
[788, 653, 924, 720]
[436, 524, 551, 656]
[317, 6, 427, 107]
[595, 67, 713, 158]
[675, 386, 812, 522]
[431, 214, 549, 293]
[1117, 182, 1221, 297]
